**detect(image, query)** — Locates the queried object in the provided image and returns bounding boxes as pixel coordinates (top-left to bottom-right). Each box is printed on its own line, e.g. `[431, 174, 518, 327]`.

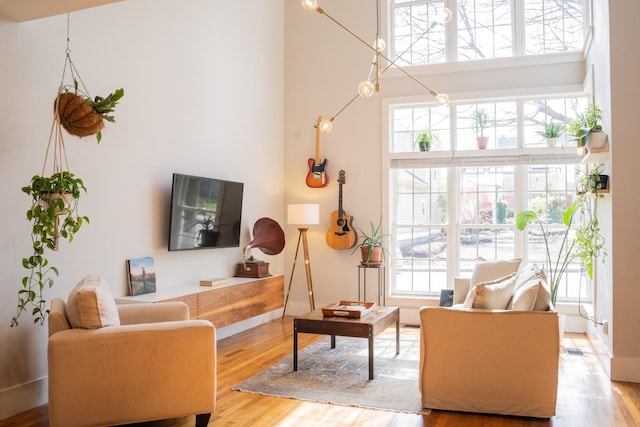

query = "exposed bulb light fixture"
[301, 0, 318, 12]
[358, 80, 375, 98]
[440, 8, 453, 24]
[318, 118, 333, 133]
[304, 1, 451, 132]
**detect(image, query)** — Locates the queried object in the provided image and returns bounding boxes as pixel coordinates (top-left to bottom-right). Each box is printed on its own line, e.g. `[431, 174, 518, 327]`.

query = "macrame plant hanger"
[42, 13, 91, 249]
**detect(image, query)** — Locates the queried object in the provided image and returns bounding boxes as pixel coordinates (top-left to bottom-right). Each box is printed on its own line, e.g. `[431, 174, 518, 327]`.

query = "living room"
[0, 0, 638, 425]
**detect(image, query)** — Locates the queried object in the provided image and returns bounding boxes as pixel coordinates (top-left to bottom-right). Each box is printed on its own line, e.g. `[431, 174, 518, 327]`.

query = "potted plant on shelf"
[515, 204, 578, 307]
[576, 163, 609, 195]
[54, 83, 124, 143]
[568, 103, 608, 152]
[413, 129, 438, 152]
[12, 171, 89, 327]
[473, 109, 490, 149]
[537, 121, 564, 147]
[351, 218, 391, 266]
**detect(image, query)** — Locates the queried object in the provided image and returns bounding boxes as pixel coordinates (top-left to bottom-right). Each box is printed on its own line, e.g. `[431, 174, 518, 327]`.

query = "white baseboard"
[0, 376, 47, 421]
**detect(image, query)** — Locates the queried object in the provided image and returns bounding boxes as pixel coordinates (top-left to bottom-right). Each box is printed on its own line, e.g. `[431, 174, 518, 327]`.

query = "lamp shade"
[287, 204, 319, 226]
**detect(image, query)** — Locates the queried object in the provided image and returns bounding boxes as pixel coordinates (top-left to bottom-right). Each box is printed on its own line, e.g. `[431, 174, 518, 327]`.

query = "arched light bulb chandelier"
[302, 0, 451, 133]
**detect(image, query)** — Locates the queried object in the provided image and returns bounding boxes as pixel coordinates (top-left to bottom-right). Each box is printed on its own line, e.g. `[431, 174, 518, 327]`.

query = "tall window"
[388, 95, 590, 302]
[390, 0, 586, 65]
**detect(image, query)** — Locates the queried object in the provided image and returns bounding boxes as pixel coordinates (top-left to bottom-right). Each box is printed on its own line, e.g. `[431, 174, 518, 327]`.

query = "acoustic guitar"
[305, 116, 329, 188]
[326, 170, 357, 249]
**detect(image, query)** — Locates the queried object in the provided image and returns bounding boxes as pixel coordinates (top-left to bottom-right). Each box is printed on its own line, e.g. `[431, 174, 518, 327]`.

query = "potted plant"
[351, 218, 391, 266]
[12, 171, 89, 326]
[515, 204, 578, 307]
[568, 103, 607, 152]
[537, 121, 564, 147]
[188, 214, 219, 247]
[413, 129, 438, 152]
[576, 164, 609, 194]
[473, 109, 490, 149]
[54, 83, 124, 143]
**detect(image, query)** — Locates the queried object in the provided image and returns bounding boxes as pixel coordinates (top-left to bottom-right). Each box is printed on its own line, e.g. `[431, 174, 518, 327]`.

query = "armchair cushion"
[463, 273, 517, 309]
[66, 274, 120, 329]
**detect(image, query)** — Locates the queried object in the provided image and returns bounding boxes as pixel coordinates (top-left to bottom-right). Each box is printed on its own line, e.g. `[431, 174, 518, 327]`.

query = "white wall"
[0, 0, 284, 418]
[602, 0, 640, 382]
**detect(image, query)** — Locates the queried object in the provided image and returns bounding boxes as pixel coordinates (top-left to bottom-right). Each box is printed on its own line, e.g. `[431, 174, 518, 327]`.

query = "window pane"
[525, 0, 585, 54]
[523, 97, 588, 148]
[456, 102, 517, 150]
[392, 1, 447, 66]
[390, 104, 450, 153]
[393, 167, 448, 294]
[457, 0, 513, 61]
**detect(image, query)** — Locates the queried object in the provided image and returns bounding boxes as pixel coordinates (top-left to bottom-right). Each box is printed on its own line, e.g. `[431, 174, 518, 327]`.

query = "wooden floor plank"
[1, 317, 639, 426]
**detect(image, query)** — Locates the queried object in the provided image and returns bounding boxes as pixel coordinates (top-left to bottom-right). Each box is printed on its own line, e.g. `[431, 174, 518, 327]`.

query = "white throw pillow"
[510, 280, 542, 311]
[463, 273, 517, 310]
[470, 259, 522, 288]
[66, 274, 120, 329]
[513, 264, 547, 293]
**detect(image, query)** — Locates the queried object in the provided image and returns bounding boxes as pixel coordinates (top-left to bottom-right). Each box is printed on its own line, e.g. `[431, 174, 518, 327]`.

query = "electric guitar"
[305, 116, 329, 188]
[326, 170, 357, 249]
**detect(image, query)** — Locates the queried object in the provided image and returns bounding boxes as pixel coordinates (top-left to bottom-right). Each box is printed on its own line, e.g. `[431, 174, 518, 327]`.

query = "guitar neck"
[337, 182, 344, 219]
[314, 116, 321, 163]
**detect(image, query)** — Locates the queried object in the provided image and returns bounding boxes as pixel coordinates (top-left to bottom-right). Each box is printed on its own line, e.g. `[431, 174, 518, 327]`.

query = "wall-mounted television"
[168, 173, 244, 251]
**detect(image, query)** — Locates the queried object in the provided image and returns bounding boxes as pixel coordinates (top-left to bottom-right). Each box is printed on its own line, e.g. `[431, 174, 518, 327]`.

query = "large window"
[388, 96, 590, 302]
[390, 0, 586, 65]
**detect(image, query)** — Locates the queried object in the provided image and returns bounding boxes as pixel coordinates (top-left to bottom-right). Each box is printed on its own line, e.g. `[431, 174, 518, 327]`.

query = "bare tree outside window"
[390, 0, 585, 64]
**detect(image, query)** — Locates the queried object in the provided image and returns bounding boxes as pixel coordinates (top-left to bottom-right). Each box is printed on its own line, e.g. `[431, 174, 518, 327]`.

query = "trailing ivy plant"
[12, 171, 89, 326]
[573, 166, 607, 279]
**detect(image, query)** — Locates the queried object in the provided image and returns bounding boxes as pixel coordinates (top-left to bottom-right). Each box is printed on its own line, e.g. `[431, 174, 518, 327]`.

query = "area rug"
[232, 328, 429, 415]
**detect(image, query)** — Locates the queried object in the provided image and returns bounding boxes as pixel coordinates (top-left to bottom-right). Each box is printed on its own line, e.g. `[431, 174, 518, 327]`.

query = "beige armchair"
[48, 298, 216, 427]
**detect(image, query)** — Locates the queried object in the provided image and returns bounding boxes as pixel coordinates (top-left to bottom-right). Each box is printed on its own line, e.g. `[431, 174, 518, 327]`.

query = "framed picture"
[126, 257, 156, 296]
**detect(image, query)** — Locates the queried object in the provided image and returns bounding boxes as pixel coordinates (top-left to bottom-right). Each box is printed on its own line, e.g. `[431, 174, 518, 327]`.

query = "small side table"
[357, 264, 385, 306]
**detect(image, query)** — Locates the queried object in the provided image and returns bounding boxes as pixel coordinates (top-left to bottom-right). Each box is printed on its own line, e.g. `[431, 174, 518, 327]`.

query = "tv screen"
[168, 173, 244, 251]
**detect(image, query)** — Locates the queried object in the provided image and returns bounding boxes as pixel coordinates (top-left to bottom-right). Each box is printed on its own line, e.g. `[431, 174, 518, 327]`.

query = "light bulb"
[440, 8, 452, 24]
[319, 119, 333, 133]
[301, 0, 318, 11]
[358, 81, 375, 97]
[434, 93, 449, 106]
[373, 36, 386, 52]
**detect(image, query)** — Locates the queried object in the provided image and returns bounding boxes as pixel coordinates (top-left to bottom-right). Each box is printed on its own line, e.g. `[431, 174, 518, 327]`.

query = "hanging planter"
[54, 80, 124, 142]
[12, 23, 123, 327]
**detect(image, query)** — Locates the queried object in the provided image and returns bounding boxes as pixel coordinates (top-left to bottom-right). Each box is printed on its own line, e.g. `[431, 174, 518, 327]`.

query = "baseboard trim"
[611, 356, 640, 383]
[0, 376, 47, 421]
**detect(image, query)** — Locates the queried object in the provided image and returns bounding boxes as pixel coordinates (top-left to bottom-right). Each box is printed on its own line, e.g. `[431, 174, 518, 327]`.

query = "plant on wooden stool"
[352, 218, 391, 266]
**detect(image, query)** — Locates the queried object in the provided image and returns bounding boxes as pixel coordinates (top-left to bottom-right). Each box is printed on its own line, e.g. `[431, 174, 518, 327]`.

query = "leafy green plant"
[12, 171, 89, 326]
[568, 103, 604, 147]
[351, 218, 392, 263]
[573, 166, 607, 279]
[537, 121, 564, 139]
[516, 204, 578, 306]
[413, 129, 438, 151]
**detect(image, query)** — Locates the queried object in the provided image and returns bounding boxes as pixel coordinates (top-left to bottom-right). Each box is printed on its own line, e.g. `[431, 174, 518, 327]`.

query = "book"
[199, 278, 228, 287]
[126, 257, 156, 296]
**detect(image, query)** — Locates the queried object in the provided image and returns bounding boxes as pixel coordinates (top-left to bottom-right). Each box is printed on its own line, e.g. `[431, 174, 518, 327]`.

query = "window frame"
[382, 93, 592, 307]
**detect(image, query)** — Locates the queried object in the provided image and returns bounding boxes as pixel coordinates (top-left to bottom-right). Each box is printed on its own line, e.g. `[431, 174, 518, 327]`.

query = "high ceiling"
[0, 0, 122, 22]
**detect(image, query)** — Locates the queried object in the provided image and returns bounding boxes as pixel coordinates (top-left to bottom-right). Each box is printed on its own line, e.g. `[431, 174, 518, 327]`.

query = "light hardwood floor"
[1, 317, 639, 427]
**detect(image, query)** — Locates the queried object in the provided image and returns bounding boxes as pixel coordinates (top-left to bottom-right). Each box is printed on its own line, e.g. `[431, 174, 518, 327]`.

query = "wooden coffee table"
[293, 305, 400, 380]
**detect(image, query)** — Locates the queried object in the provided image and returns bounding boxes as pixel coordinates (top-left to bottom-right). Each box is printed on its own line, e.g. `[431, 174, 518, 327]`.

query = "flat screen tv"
[168, 173, 244, 251]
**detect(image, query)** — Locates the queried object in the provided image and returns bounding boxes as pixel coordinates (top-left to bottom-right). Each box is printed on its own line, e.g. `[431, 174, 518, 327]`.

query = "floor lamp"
[282, 203, 320, 319]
